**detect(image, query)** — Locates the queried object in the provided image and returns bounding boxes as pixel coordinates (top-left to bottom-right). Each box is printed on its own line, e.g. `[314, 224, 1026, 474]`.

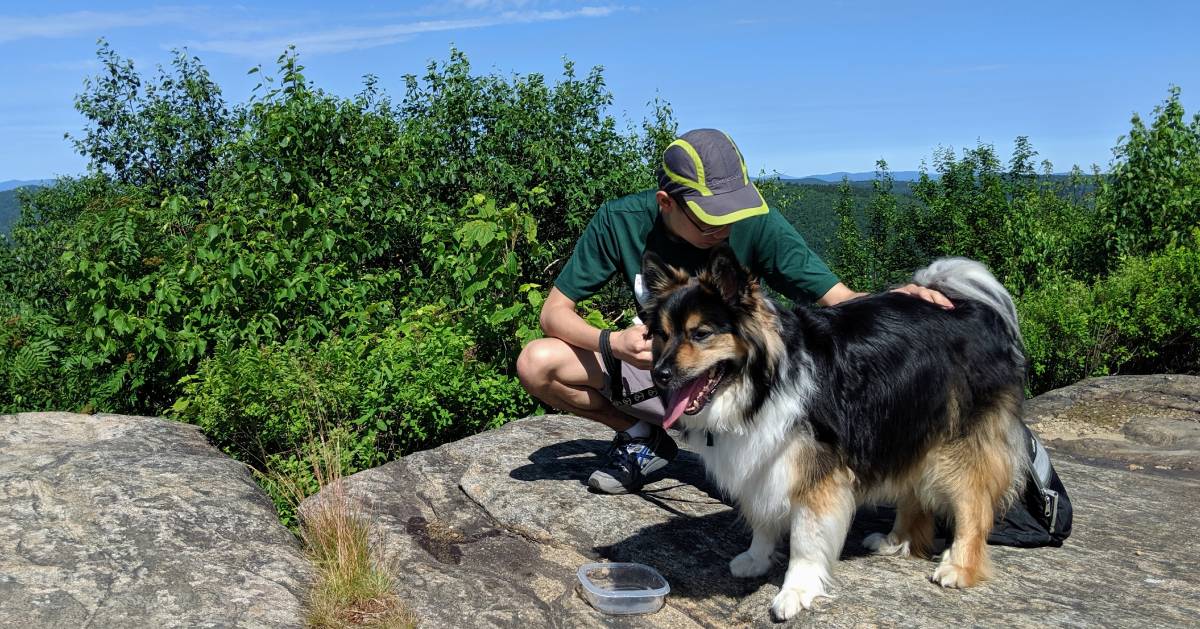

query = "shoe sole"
[588, 458, 670, 494]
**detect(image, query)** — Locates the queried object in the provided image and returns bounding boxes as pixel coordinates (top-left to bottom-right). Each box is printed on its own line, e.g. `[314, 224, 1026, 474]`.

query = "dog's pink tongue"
[662, 378, 706, 429]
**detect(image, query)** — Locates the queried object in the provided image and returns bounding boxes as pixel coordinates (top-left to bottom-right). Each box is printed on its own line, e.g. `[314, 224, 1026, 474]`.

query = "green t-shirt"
[554, 190, 839, 308]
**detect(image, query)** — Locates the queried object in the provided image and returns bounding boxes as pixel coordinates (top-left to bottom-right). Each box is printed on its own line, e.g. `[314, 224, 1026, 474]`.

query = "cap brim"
[683, 183, 768, 226]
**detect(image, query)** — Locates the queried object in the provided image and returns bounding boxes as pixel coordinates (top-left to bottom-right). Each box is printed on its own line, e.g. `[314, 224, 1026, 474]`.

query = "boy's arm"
[816, 281, 952, 308]
[540, 287, 652, 369]
[817, 282, 866, 306]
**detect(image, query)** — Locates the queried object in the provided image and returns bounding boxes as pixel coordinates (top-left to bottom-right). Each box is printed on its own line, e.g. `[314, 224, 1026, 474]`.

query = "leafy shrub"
[70, 40, 234, 198]
[394, 48, 670, 256]
[0, 307, 70, 413]
[1101, 86, 1200, 261]
[173, 311, 535, 521]
[1019, 230, 1200, 393]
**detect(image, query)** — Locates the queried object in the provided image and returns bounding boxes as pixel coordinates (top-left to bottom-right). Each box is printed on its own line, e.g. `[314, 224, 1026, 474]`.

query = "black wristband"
[598, 329, 622, 395]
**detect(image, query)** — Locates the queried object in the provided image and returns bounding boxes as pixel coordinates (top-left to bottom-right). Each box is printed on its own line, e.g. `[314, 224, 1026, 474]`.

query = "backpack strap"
[1023, 424, 1061, 531]
[598, 329, 659, 408]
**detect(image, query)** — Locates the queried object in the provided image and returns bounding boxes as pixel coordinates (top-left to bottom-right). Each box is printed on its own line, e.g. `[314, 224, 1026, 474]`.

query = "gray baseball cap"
[656, 128, 768, 225]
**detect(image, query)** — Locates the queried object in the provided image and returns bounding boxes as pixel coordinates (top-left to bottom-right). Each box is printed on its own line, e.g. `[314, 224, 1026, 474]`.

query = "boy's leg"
[516, 337, 637, 431]
[517, 337, 675, 494]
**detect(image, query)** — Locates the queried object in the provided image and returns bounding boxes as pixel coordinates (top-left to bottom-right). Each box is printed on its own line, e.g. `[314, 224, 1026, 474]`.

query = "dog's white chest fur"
[678, 374, 814, 529]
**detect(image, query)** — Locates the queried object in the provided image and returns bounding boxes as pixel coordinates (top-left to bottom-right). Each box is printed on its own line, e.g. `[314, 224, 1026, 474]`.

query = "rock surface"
[309, 376, 1200, 628]
[1025, 375, 1200, 478]
[0, 412, 311, 628]
[5, 376, 1198, 628]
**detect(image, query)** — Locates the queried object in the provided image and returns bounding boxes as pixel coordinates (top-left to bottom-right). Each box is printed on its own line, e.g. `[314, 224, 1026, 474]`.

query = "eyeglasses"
[677, 201, 728, 236]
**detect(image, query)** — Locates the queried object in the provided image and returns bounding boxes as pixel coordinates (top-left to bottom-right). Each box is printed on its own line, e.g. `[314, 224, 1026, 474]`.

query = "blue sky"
[2, 1, 1198, 181]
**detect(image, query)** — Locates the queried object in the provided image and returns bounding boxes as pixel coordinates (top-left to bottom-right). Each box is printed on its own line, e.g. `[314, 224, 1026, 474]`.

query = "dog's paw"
[862, 532, 912, 557]
[769, 585, 828, 621]
[729, 549, 773, 578]
[931, 563, 978, 589]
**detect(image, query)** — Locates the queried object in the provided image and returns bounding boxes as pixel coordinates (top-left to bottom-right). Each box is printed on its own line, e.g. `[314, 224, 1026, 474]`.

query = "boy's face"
[655, 191, 732, 249]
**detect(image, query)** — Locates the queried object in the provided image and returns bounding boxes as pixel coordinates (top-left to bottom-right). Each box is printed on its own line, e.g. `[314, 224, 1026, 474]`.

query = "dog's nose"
[652, 364, 672, 386]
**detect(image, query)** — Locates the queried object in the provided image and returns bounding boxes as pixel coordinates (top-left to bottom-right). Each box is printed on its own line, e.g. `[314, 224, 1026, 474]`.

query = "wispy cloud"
[0, 8, 195, 44]
[31, 59, 102, 73]
[187, 6, 620, 58]
[449, 0, 538, 9]
[938, 63, 1010, 75]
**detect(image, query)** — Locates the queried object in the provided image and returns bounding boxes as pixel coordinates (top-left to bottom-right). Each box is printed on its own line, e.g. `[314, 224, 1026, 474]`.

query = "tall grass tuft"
[267, 431, 416, 628]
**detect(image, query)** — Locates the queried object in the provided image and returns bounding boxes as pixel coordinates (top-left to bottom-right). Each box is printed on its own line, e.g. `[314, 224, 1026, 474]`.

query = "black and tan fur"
[642, 245, 1028, 621]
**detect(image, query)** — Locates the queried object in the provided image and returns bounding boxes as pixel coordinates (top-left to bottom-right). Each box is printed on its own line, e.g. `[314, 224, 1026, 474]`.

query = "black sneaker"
[588, 425, 679, 494]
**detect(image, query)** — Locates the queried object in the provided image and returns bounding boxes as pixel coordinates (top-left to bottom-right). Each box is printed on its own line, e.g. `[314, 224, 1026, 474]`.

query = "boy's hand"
[613, 324, 653, 370]
[892, 283, 955, 309]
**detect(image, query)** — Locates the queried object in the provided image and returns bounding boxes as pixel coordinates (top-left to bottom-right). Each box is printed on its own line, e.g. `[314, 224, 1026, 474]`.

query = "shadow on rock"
[591, 504, 927, 600]
[510, 438, 727, 503]
[507, 432, 954, 601]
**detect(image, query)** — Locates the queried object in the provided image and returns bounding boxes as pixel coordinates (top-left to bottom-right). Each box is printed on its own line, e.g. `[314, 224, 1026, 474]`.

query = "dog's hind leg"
[931, 404, 1017, 588]
[771, 470, 855, 621]
[729, 524, 778, 578]
[932, 484, 994, 588]
[863, 493, 934, 559]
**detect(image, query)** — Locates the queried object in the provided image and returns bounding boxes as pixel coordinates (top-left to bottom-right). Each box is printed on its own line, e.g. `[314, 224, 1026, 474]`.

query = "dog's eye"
[691, 329, 712, 342]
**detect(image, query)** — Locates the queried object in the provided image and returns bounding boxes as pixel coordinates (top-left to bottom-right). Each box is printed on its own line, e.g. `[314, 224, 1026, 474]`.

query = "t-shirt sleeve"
[755, 211, 840, 303]
[553, 204, 620, 302]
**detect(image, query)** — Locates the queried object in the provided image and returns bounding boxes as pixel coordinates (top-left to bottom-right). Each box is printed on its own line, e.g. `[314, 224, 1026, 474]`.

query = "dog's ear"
[700, 243, 753, 306]
[641, 250, 689, 310]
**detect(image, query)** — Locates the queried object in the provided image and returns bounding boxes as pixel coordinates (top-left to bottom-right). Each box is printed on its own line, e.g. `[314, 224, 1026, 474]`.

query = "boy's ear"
[641, 250, 689, 308]
[700, 243, 752, 305]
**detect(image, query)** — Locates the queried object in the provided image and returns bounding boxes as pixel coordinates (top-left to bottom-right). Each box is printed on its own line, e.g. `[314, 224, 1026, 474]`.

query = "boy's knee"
[517, 338, 565, 393]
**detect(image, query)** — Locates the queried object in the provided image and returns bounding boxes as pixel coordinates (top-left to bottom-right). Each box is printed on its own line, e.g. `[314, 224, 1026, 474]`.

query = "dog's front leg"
[771, 475, 855, 621]
[729, 524, 777, 578]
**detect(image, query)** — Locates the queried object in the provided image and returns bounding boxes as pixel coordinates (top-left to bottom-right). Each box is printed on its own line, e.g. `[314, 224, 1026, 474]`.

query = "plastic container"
[576, 562, 670, 615]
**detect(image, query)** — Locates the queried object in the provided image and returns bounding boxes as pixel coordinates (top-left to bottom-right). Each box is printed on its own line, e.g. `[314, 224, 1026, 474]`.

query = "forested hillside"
[1, 44, 1196, 521]
[763, 176, 915, 259]
[0, 188, 33, 235]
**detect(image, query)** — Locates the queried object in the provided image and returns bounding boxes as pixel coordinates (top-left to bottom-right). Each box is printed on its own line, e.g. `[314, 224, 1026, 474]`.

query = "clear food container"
[576, 562, 670, 615]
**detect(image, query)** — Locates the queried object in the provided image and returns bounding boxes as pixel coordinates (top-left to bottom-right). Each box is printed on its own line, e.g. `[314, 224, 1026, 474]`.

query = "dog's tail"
[912, 257, 1024, 366]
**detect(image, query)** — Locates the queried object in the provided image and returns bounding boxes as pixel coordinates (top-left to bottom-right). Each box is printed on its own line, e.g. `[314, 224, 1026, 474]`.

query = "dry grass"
[269, 432, 417, 629]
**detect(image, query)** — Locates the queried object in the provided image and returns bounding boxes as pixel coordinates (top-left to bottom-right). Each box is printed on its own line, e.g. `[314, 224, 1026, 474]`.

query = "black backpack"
[988, 424, 1074, 547]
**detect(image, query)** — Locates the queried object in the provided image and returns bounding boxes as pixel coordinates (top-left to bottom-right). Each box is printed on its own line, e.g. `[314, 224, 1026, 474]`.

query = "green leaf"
[489, 303, 524, 324]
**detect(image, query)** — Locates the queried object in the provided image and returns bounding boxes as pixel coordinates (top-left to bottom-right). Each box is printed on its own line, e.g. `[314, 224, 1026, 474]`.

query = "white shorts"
[595, 355, 665, 424]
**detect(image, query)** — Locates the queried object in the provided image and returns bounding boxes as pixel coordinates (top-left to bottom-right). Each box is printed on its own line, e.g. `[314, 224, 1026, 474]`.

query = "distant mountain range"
[773, 170, 1083, 184]
[0, 179, 53, 192]
[781, 171, 927, 183]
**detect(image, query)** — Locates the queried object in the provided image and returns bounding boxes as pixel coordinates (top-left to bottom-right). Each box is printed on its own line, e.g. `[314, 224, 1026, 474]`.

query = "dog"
[641, 244, 1028, 621]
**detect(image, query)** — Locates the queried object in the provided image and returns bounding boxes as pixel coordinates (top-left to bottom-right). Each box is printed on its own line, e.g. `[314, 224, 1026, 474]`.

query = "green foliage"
[1019, 230, 1200, 393]
[763, 177, 877, 260]
[831, 178, 870, 284]
[1101, 86, 1200, 260]
[174, 313, 532, 524]
[834, 139, 1109, 296]
[0, 44, 674, 521]
[0, 306, 69, 412]
[419, 191, 548, 355]
[825, 161, 929, 291]
[393, 48, 666, 257]
[70, 40, 234, 197]
[0, 178, 117, 312]
[823, 88, 1197, 393]
[911, 143, 1011, 274]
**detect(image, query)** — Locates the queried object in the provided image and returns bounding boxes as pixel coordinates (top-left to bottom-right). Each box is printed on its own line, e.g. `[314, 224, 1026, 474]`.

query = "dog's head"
[642, 244, 776, 429]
